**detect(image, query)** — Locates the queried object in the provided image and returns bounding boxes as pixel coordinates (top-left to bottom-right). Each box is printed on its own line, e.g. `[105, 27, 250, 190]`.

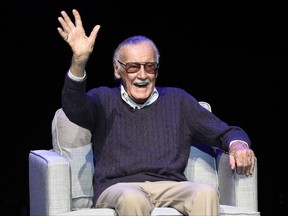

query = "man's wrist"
[229, 140, 249, 151]
[68, 70, 86, 81]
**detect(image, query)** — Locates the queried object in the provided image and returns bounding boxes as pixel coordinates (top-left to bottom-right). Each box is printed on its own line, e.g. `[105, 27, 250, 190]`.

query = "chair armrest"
[216, 149, 258, 211]
[29, 150, 71, 216]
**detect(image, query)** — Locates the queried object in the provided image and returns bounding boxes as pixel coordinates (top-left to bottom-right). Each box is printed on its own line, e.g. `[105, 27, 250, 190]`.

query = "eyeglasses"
[117, 60, 159, 74]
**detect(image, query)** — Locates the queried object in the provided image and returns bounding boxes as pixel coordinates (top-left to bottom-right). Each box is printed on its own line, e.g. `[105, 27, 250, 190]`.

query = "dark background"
[5, 1, 287, 215]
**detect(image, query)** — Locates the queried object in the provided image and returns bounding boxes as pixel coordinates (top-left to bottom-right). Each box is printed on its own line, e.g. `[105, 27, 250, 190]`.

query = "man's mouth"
[134, 81, 149, 88]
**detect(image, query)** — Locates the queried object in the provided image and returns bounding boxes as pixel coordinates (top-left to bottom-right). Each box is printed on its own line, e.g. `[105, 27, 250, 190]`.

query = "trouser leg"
[95, 182, 153, 216]
[141, 181, 219, 216]
[95, 181, 219, 216]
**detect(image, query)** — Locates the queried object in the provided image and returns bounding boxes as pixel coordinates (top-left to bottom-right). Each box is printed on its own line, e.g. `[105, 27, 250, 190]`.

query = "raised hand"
[57, 9, 101, 76]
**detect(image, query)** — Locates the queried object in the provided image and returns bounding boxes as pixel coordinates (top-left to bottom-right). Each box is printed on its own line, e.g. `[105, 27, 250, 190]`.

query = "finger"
[58, 15, 71, 34]
[244, 157, 251, 176]
[241, 152, 253, 175]
[60, 10, 75, 30]
[89, 25, 101, 42]
[72, 9, 83, 28]
[249, 156, 255, 175]
[249, 164, 254, 175]
[236, 160, 244, 175]
[57, 27, 66, 39]
[229, 153, 236, 171]
[245, 150, 255, 175]
[242, 153, 255, 175]
[233, 153, 245, 174]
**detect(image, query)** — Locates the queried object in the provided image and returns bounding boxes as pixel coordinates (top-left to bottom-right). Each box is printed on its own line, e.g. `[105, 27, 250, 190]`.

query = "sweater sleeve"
[182, 90, 251, 151]
[61, 74, 96, 132]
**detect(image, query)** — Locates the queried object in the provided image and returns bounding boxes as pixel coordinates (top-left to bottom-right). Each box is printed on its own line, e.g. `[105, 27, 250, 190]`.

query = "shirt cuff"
[229, 140, 249, 147]
[67, 70, 86, 81]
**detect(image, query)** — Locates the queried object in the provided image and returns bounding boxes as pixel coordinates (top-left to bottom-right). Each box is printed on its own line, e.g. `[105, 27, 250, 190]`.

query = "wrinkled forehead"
[119, 42, 156, 62]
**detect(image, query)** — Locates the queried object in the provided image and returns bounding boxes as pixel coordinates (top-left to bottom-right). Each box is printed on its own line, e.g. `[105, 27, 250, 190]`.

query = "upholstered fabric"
[58, 208, 117, 216]
[184, 144, 218, 188]
[51, 108, 94, 209]
[29, 150, 71, 216]
[219, 205, 260, 216]
[216, 150, 258, 211]
[57, 207, 183, 216]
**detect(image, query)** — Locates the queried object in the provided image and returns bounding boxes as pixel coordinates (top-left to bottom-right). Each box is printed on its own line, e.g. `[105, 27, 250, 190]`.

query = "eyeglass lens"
[121, 62, 158, 73]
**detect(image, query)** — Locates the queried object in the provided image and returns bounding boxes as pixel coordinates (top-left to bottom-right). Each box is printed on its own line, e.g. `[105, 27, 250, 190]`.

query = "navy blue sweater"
[62, 75, 251, 205]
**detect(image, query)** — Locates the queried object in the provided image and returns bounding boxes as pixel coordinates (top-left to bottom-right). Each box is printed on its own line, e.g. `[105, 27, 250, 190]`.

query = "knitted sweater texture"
[62, 75, 251, 205]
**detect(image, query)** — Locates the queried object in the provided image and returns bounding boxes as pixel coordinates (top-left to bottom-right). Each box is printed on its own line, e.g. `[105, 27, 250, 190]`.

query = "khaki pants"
[95, 181, 219, 216]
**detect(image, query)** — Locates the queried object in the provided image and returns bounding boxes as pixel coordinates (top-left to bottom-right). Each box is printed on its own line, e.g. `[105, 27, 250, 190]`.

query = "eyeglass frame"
[117, 60, 159, 74]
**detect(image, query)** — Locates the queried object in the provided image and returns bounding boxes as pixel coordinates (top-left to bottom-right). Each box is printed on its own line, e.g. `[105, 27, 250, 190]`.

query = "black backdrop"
[5, 1, 287, 215]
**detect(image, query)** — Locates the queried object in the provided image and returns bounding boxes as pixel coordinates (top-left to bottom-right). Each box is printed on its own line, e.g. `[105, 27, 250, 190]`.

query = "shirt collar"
[120, 84, 159, 109]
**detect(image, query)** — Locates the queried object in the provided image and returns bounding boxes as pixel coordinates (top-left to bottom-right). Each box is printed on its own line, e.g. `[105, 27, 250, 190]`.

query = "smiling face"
[114, 42, 158, 104]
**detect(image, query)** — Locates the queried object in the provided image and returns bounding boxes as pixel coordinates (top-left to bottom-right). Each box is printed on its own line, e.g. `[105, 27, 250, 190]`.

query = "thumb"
[229, 153, 236, 171]
[89, 25, 101, 42]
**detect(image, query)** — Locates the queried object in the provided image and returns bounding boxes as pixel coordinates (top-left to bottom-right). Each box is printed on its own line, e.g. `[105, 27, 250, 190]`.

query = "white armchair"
[29, 102, 260, 216]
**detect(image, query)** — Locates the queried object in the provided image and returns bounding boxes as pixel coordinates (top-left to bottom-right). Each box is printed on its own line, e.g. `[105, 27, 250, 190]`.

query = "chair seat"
[58, 208, 116, 216]
[57, 205, 260, 216]
[219, 205, 260, 216]
[57, 207, 182, 216]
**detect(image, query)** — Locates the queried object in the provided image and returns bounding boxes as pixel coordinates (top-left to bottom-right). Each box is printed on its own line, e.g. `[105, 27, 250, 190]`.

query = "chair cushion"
[57, 207, 183, 216]
[219, 205, 260, 216]
[52, 108, 94, 209]
[57, 205, 260, 216]
[57, 208, 117, 216]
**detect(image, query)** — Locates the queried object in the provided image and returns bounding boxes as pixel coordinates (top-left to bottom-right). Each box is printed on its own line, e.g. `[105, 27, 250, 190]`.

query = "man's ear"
[114, 63, 121, 79]
[155, 72, 158, 79]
